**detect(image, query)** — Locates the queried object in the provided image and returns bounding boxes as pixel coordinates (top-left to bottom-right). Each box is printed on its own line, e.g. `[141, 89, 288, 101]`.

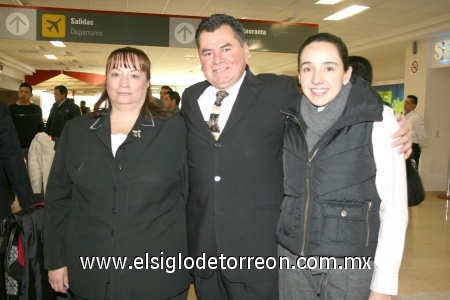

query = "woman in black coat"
[43, 47, 191, 299]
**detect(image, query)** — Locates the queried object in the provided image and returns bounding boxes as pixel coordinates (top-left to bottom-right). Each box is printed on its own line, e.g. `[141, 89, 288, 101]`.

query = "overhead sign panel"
[37, 9, 170, 46]
[243, 21, 318, 54]
[1, 5, 318, 54]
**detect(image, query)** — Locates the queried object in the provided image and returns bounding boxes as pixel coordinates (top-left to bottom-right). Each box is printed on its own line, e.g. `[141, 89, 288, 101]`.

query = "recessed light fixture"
[50, 41, 66, 47]
[45, 54, 58, 60]
[316, 0, 343, 4]
[324, 5, 369, 20]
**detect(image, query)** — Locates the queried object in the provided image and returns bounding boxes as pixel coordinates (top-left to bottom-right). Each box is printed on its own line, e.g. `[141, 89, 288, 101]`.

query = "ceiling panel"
[0, 0, 449, 96]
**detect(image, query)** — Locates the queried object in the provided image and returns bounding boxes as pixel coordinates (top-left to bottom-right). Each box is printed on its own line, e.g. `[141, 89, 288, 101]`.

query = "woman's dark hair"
[93, 47, 170, 119]
[297, 32, 349, 73]
[195, 14, 246, 47]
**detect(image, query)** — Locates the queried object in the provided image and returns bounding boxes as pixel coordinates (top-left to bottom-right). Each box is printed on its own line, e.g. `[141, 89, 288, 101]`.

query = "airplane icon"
[47, 18, 62, 33]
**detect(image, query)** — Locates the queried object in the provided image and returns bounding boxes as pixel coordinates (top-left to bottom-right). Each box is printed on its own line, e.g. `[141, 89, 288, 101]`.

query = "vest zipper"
[282, 111, 318, 256]
[301, 149, 318, 256]
[365, 201, 372, 246]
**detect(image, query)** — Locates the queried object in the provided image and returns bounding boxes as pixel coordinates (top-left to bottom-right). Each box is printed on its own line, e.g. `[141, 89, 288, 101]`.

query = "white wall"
[421, 67, 450, 191]
[372, 54, 405, 83]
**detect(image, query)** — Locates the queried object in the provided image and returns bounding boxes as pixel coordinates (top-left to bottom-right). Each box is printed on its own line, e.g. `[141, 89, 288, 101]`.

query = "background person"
[8, 82, 44, 161]
[403, 94, 428, 167]
[79, 100, 90, 114]
[162, 91, 181, 113]
[181, 14, 413, 299]
[349, 55, 373, 83]
[277, 32, 408, 299]
[159, 85, 173, 100]
[349, 55, 391, 107]
[45, 85, 81, 144]
[0, 101, 34, 221]
[43, 47, 191, 300]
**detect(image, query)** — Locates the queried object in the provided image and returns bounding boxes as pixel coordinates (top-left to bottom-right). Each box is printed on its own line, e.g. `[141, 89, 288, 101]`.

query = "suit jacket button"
[214, 176, 221, 182]
[111, 231, 115, 236]
[215, 143, 221, 148]
[113, 186, 118, 192]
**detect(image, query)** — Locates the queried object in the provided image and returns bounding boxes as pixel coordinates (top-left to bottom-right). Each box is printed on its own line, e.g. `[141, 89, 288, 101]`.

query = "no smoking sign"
[411, 60, 419, 74]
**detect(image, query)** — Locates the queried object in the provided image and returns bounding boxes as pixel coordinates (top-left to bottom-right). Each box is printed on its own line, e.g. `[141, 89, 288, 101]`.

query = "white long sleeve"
[370, 106, 408, 295]
[405, 110, 428, 147]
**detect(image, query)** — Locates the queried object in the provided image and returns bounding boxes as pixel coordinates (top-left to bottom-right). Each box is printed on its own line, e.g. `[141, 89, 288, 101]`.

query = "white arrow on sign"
[174, 22, 195, 44]
[6, 12, 30, 36]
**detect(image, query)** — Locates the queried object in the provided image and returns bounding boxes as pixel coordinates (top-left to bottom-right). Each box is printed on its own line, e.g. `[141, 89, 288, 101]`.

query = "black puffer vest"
[276, 77, 384, 258]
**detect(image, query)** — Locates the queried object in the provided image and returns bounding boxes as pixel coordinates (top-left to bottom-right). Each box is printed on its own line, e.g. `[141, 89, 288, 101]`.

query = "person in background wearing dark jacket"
[9, 82, 44, 161]
[45, 85, 81, 145]
[277, 33, 408, 299]
[79, 100, 90, 114]
[43, 47, 191, 300]
[0, 105, 34, 300]
[0, 102, 34, 220]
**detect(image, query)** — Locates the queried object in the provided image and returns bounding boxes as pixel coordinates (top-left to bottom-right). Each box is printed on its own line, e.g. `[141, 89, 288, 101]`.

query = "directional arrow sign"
[174, 22, 195, 44]
[6, 12, 30, 35]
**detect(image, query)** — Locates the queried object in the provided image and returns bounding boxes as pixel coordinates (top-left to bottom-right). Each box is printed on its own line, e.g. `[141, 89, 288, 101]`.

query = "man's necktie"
[207, 90, 229, 140]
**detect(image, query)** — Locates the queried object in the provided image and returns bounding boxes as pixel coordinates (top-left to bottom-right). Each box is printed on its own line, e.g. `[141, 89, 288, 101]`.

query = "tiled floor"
[394, 193, 450, 299]
[14, 192, 450, 299]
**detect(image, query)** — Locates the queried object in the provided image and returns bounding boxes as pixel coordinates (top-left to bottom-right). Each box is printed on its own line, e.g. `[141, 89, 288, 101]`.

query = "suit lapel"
[186, 82, 217, 144]
[220, 69, 262, 139]
[91, 113, 112, 153]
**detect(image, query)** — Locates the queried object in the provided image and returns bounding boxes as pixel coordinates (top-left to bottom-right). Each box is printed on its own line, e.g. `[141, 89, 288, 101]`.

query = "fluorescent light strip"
[324, 5, 369, 20]
[316, 0, 342, 4]
[50, 41, 66, 47]
[45, 54, 58, 60]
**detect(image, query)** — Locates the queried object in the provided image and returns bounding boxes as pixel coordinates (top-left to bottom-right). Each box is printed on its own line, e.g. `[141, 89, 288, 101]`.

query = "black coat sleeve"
[0, 102, 33, 211]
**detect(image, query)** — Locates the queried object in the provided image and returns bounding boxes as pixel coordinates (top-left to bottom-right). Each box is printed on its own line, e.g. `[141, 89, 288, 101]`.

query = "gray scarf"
[301, 82, 352, 151]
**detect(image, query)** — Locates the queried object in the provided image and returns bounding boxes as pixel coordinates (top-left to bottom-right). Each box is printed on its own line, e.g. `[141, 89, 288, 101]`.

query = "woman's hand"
[369, 290, 392, 300]
[392, 114, 413, 159]
[48, 266, 69, 293]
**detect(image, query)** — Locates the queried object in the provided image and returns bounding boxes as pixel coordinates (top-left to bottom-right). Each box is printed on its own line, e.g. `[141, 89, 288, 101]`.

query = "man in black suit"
[182, 14, 413, 299]
[182, 14, 299, 299]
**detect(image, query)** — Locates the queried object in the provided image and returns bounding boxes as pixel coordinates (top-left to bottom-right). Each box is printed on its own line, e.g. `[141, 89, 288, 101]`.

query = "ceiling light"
[50, 41, 66, 47]
[45, 54, 58, 60]
[316, 0, 343, 4]
[324, 5, 369, 20]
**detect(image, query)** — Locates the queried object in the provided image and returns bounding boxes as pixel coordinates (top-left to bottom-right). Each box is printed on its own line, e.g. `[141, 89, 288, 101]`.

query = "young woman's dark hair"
[297, 32, 349, 73]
